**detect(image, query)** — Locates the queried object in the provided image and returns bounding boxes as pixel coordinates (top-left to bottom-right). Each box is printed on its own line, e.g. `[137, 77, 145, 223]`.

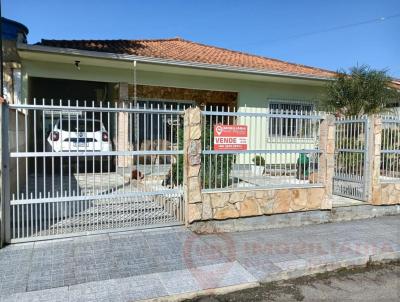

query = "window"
[269, 102, 314, 137]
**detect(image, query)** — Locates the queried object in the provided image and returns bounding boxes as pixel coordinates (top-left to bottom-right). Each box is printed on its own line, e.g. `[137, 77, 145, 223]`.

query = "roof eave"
[17, 43, 334, 82]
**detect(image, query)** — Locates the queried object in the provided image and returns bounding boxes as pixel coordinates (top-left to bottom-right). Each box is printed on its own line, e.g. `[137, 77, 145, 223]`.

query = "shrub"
[323, 65, 399, 116]
[201, 123, 234, 189]
[163, 123, 184, 187]
[164, 120, 234, 189]
[252, 155, 265, 166]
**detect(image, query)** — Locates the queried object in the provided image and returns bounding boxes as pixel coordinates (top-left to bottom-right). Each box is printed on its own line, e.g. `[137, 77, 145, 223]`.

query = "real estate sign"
[213, 124, 248, 151]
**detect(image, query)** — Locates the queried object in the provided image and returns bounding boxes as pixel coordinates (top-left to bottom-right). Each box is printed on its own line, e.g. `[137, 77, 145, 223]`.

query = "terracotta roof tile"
[38, 38, 336, 78]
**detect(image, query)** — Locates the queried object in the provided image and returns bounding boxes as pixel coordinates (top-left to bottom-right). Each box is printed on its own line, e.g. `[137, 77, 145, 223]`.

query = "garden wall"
[184, 107, 334, 225]
[371, 116, 400, 205]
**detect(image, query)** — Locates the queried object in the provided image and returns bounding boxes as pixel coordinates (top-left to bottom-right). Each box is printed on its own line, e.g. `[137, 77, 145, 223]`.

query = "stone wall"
[373, 183, 400, 205]
[184, 107, 203, 224]
[370, 116, 400, 205]
[371, 116, 382, 204]
[184, 108, 334, 225]
[183, 110, 400, 226]
[202, 188, 330, 221]
[318, 115, 335, 196]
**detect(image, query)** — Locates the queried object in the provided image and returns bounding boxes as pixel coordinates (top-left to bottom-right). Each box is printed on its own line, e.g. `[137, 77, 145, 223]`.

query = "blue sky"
[4, 0, 400, 77]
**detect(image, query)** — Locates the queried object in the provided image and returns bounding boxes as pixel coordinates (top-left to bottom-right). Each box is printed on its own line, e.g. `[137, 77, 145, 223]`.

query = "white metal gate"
[333, 116, 370, 201]
[3, 100, 186, 243]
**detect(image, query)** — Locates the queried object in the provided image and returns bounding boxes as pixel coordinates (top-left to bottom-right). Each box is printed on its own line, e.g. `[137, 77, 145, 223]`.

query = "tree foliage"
[324, 65, 399, 116]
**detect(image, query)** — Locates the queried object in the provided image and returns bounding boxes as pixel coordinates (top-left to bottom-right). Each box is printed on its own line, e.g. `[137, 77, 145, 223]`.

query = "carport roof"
[37, 37, 336, 79]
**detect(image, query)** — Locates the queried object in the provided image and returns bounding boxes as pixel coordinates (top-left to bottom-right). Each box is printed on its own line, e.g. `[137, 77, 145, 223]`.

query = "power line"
[252, 13, 400, 45]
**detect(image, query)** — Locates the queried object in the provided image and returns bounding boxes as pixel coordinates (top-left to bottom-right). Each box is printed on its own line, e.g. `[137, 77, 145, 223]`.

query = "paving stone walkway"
[0, 216, 399, 302]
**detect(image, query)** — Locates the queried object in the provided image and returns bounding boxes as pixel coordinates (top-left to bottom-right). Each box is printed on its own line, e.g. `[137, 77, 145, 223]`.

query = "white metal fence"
[333, 116, 369, 201]
[4, 99, 186, 242]
[201, 106, 323, 192]
[381, 116, 400, 182]
[2, 99, 399, 244]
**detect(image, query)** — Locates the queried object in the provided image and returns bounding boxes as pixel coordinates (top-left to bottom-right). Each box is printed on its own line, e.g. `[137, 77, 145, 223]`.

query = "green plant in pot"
[252, 155, 265, 176]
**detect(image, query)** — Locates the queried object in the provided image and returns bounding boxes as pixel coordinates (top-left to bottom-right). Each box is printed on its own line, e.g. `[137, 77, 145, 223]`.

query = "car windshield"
[58, 120, 103, 132]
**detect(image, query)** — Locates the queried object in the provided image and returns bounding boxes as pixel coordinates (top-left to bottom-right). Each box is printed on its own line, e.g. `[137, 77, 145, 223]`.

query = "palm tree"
[323, 65, 399, 116]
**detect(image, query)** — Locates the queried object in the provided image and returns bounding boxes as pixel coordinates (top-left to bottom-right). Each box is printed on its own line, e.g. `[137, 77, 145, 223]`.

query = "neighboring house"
[389, 79, 400, 115]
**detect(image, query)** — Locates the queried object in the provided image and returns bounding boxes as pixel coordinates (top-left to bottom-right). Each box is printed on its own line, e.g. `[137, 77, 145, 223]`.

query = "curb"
[260, 256, 370, 283]
[137, 253, 399, 302]
[138, 281, 260, 302]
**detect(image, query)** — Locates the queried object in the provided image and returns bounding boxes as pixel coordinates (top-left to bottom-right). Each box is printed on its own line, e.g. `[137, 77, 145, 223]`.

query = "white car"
[47, 118, 112, 153]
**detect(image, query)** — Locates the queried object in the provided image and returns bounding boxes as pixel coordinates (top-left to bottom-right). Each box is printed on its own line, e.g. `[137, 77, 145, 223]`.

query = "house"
[14, 34, 337, 165]
[2, 18, 400, 244]
[9, 29, 398, 167]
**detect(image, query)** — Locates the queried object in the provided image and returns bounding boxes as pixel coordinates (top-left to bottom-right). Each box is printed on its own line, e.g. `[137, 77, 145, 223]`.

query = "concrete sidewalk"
[0, 216, 399, 302]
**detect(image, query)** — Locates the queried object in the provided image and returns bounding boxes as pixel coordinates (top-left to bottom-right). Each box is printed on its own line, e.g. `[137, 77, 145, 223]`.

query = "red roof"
[38, 38, 336, 78]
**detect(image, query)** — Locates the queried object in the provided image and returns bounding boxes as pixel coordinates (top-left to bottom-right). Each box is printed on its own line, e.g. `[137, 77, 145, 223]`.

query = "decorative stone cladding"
[184, 107, 203, 224]
[202, 188, 331, 221]
[371, 116, 400, 205]
[184, 108, 335, 224]
[128, 85, 238, 108]
[376, 183, 400, 205]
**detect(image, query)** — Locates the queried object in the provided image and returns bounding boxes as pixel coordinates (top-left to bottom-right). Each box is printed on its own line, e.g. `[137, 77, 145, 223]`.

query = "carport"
[5, 97, 186, 242]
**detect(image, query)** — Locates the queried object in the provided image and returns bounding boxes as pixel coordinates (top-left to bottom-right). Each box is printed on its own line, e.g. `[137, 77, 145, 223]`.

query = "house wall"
[28, 77, 108, 102]
[21, 60, 327, 107]
[21, 59, 327, 164]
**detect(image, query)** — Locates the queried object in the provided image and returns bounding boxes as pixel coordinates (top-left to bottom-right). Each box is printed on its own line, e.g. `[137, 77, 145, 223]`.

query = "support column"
[116, 83, 131, 168]
[370, 116, 382, 204]
[318, 114, 335, 207]
[184, 107, 203, 224]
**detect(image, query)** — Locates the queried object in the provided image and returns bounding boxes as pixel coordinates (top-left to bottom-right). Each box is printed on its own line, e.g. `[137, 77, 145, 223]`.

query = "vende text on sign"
[214, 124, 248, 150]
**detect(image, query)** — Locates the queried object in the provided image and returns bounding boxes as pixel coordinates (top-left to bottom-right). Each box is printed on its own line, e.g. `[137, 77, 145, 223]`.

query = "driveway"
[10, 172, 183, 238]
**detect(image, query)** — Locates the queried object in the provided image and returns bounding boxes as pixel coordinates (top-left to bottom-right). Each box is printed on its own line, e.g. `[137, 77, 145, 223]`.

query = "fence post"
[319, 114, 335, 203]
[116, 82, 131, 168]
[183, 107, 203, 225]
[0, 100, 10, 247]
[370, 115, 382, 204]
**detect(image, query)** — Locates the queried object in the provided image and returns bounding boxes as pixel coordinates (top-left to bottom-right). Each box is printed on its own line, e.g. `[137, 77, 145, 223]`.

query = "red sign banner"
[213, 125, 248, 151]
